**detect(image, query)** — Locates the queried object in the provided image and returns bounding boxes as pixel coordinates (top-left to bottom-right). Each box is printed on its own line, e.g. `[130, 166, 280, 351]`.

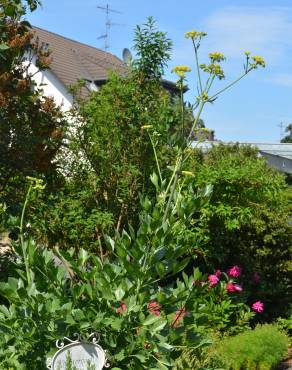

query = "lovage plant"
[150, 30, 265, 224]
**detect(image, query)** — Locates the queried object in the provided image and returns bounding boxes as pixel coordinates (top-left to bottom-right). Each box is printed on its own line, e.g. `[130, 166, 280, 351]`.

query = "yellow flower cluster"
[252, 56, 266, 68]
[185, 30, 207, 40]
[172, 66, 191, 73]
[200, 63, 225, 80]
[244, 52, 266, 70]
[171, 65, 191, 78]
[209, 52, 226, 63]
[26, 176, 45, 190]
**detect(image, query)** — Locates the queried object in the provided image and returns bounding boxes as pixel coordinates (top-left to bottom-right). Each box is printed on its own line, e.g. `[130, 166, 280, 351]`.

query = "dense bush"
[186, 144, 292, 318]
[28, 19, 185, 250]
[212, 324, 289, 370]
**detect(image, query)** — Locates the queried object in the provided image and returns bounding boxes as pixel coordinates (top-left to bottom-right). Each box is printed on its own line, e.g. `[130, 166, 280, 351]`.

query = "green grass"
[214, 324, 289, 370]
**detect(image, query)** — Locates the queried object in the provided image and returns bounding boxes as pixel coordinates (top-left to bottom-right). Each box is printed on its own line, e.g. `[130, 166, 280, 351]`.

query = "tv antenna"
[97, 4, 122, 51]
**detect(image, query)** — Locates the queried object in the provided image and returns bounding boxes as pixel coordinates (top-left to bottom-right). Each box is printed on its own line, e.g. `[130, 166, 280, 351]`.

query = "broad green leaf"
[133, 353, 147, 362]
[143, 314, 161, 326]
[115, 287, 125, 301]
[0, 43, 9, 51]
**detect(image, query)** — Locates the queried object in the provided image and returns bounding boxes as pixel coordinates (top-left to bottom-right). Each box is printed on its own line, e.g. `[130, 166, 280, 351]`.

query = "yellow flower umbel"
[209, 52, 226, 63]
[200, 63, 225, 80]
[243, 52, 265, 72]
[185, 30, 207, 40]
[252, 56, 266, 68]
[171, 65, 191, 78]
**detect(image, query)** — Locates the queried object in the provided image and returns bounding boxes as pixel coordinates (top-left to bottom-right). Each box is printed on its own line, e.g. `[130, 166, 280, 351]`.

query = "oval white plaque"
[51, 342, 106, 370]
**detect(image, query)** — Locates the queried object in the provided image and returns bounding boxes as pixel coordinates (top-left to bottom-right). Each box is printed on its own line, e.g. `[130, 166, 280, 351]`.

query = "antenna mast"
[97, 3, 121, 51]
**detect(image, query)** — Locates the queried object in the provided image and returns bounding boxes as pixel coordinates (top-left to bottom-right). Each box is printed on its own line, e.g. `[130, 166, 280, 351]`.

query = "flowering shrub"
[186, 144, 292, 319]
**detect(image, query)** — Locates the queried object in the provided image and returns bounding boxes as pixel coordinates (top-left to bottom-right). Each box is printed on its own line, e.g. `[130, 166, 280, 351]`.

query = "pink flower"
[228, 265, 242, 278]
[234, 284, 242, 292]
[215, 269, 222, 277]
[116, 302, 127, 314]
[252, 301, 264, 313]
[226, 282, 242, 293]
[252, 272, 260, 284]
[208, 274, 219, 287]
[147, 301, 162, 316]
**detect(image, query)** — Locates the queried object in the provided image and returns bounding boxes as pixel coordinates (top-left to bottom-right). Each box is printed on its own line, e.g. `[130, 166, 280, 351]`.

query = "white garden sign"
[47, 333, 110, 370]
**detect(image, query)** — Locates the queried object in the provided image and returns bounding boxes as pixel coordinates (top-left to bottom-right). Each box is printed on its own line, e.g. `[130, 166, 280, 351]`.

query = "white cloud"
[202, 7, 292, 64]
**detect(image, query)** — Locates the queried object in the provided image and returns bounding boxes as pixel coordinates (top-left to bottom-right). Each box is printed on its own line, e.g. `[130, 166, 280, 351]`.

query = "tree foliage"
[133, 16, 172, 79]
[0, 0, 66, 211]
[281, 123, 292, 143]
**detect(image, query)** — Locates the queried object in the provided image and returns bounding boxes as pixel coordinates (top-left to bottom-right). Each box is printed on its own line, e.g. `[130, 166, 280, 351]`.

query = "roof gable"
[32, 26, 125, 89]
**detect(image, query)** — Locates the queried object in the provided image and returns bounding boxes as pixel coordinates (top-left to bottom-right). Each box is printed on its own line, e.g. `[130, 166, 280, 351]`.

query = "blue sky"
[28, 0, 292, 142]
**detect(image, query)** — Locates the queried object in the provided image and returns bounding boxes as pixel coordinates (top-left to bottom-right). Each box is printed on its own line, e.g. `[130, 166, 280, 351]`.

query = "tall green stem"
[163, 166, 179, 223]
[180, 80, 185, 137]
[20, 184, 32, 286]
[209, 71, 250, 100]
[148, 132, 163, 184]
[193, 40, 203, 95]
[187, 100, 205, 142]
[163, 99, 205, 223]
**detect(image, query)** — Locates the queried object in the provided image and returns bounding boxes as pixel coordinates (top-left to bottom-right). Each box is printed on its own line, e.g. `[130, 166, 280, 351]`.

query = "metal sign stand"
[47, 333, 110, 370]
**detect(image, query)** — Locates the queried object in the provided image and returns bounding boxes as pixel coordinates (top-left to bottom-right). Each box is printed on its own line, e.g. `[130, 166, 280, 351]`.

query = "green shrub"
[277, 310, 292, 343]
[29, 19, 180, 249]
[0, 178, 256, 369]
[186, 144, 292, 319]
[214, 324, 289, 370]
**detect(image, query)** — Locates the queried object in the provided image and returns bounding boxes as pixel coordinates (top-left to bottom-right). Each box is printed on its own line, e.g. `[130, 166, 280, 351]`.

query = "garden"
[0, 1, 291, 369]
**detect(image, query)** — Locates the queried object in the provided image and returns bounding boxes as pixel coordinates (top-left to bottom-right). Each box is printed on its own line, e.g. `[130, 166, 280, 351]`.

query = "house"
[29, 26, 182, 110]
[29, 26, 126, 110]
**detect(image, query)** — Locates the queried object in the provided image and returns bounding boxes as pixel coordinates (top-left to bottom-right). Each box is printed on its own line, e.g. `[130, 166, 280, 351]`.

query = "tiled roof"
[32, 26, 126, 89]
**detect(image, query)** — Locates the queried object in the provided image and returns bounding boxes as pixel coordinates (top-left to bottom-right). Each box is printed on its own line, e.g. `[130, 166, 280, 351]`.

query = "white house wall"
[28, 58, 73, 111]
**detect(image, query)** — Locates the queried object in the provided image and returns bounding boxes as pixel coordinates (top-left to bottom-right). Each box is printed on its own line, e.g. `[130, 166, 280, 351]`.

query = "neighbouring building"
[29, 26, 181, 110]
[29, 26, 126, 110]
